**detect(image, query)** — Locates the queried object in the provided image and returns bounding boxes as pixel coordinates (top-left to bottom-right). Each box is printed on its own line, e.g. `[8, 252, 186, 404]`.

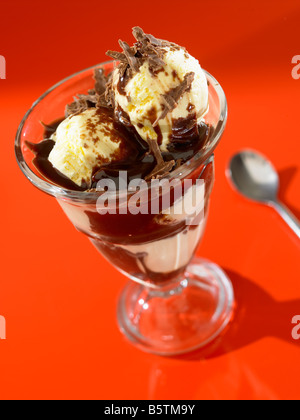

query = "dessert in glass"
[15, 27, 234, 355]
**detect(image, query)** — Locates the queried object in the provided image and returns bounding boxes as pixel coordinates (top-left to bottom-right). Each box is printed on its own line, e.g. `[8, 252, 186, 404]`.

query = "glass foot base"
[117, 258, 234, 356]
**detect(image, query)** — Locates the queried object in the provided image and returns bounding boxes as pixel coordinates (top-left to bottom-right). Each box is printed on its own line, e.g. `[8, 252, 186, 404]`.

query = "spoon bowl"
[228, 149, 300, 240]
[228, 150, 279, 203]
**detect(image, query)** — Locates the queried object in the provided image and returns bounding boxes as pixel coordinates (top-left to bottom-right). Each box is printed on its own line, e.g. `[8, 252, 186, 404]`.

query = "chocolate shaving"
[66, 91, 99, 117]
[118, 40, 140, 72]
[145, 33, 164, 47]
[145, 159, 175, 181]
[106, 50, 127, 62]
[132, 27, 166, 73]
[153, 72, 195, 126]
[144, 45, 165, 73]
[105, 26, 169, 96]
[132, 26, 163, 47]
[132, 26, 149, 44]
[145, 139, 175, 181]
[107, 43, 141, 74]
[104, 75, 115, 109]
[39, 121, 56, 134]
[97, 93, 110, 109]
[77, 93, 98, 104]
[66, 68, 115, 116]
[94, 68, 108, 96]
[148, 139, 164, 164]
[174, 159, 183, 169]
[118, 61, 129, 78]
[65, 96, 90, 117]
[91, 70, 115, 110]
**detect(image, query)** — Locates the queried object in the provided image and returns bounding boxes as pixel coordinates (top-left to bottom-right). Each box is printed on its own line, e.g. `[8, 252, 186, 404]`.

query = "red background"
[1, 0, 300, 400]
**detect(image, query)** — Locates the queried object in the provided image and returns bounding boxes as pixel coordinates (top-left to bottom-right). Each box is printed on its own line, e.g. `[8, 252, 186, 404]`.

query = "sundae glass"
[15, 30, 234, 355]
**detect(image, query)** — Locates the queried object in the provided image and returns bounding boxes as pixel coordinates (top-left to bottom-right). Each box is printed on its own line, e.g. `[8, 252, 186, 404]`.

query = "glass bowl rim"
[15, 60, 227, 201]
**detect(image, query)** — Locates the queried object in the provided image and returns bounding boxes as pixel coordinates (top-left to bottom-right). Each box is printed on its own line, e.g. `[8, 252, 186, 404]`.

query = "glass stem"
[147, 276, 189, 299]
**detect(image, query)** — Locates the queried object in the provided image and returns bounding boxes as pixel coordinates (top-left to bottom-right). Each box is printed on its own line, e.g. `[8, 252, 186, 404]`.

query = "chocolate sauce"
[147, 107, 163, 145]
[26, 119, 88, 191]
[91, 239, 187, 284]
[170, 113, 199, 143]
[164, 121, 210, 163]
[43, 118, 62, 138]
[172, 69, 179, 81]
[117, 73, 128, 96]
[26, 139, 87, 191]
[28, 107, 211, 191]
[115, 105, 132, 127]
[149, 66, 165, 76]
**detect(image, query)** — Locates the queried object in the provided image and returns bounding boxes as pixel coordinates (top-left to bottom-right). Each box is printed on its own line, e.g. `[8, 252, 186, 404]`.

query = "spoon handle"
[271, 200, 300, 239]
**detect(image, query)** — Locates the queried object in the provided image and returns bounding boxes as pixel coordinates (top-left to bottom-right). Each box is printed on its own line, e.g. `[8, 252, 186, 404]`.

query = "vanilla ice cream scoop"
[48, 107, 129, 187]
[109, 28, 208, 151]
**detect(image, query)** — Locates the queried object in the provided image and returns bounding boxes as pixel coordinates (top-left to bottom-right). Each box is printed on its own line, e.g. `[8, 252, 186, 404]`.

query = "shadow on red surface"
[278, 166, 300, 220]
[174, 267, 300, 361]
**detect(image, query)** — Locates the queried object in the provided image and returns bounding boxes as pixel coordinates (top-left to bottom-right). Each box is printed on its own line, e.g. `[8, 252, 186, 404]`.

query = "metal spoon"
[228, 150, 300, 239]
